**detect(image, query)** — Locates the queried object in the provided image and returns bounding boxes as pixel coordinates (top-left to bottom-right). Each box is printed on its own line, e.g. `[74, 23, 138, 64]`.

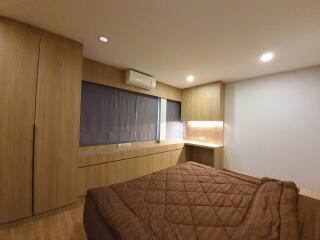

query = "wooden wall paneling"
[213, 146, 224, 170]
[34, 33, 83, 214]
[77, 165, 107, 196]
[0, 18, 40, 223]
[82, 58, 181, 102]
[185, 124, 224, 145]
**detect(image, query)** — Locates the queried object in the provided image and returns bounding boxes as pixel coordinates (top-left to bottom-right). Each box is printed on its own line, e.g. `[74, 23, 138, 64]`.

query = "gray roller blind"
[166, 100, 183, 139]
[80, 81, 158, 146]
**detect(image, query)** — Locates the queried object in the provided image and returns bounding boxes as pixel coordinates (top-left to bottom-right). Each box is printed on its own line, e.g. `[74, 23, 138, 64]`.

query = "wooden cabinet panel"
[151, 151, 174, 172]
[174, 148, 186, 165]
[181, 88, 191, 121]
[191, 86, 206, 121]
[77, 165, 107, 196]
[182, 82, 224, 121]
[34, 33, 82, 213]
[77, 148, 186, 194]
[79, 142, 184, 167]
[106, 154, 156, 185]
[107, 158, 137, 185]
[0, 19, 40, 223]
[204, 83, 223, 121]
[106, 149, 186, 185]
[182, 85, 205, 121]
[213, 146, 224, 170]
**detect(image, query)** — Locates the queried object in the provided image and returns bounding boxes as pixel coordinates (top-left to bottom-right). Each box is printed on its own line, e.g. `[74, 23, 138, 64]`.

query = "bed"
[83, 161, 319, 240]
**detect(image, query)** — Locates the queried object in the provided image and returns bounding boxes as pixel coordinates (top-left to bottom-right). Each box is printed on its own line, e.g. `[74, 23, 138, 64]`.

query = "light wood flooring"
[0, 202, 86, 240]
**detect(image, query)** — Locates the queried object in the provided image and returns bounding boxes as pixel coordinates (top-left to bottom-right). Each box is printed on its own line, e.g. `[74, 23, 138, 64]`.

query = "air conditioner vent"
[125, 70, 156, 90]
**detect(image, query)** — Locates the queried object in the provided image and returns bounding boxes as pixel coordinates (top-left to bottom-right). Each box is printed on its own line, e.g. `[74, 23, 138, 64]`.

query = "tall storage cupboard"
[0, 18, 40, 223]
[34, 33, 82, 214]
[0, 18, 82, 222]
[181, 81, 225, 121]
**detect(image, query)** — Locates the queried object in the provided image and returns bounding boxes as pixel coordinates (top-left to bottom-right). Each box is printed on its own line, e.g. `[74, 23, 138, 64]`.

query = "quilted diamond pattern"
[89, 161, 299, 240]
[113, 162, 258, 238]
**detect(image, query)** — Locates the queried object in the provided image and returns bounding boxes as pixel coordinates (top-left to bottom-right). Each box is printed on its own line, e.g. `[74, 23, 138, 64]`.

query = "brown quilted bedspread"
[88, 162, 299, 240]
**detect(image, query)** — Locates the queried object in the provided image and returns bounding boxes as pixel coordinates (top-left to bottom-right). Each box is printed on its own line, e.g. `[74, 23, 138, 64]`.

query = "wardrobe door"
[0, 19, 40, 222]
[34, 33, 82, 213]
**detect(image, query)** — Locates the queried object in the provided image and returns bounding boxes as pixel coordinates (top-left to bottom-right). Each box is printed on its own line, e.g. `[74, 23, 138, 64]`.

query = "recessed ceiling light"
[187, 75, 194, 82]
[99, 36, 109, 43]
[260, 52, 274, 62]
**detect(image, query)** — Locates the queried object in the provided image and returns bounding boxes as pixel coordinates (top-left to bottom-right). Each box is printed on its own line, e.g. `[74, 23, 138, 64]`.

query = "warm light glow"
[188, 121, 223, 127]
[260, 52, 274, 62]
[186, 75, 194, 82]
[99, 36, 109, 43]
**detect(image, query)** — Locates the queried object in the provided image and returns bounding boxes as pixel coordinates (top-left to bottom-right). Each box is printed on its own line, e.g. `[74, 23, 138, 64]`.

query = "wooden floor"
[0, 202, 86, 240]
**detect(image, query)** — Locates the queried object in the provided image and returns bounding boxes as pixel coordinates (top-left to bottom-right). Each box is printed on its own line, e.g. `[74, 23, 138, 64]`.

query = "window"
[80, 81, 159, 146]
[166, 100, 183, 140]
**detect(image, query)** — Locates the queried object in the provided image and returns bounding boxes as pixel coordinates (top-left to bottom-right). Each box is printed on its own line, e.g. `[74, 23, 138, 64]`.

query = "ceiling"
[1, 0, 320, 88]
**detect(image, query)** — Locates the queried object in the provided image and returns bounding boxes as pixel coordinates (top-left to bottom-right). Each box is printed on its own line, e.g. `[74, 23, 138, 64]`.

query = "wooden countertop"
[78, 140, 185, 167]
[80, 140, 184, 156]
[183, 140, 223, 149]
[78, 140, 223, 167]
[300, 188, 320, 200]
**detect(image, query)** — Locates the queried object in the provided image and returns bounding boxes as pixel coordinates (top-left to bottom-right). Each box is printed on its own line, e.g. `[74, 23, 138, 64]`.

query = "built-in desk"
[183, 140, 224, 169]
[184, 140, 222, 149]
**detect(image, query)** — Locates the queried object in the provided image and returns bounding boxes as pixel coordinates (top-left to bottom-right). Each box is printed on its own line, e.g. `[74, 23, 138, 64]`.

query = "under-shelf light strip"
[187, 121, 223, 127]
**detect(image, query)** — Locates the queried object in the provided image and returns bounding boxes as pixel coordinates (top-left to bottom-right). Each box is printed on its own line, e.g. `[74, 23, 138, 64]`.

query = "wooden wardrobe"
[0, 18, 82, 222]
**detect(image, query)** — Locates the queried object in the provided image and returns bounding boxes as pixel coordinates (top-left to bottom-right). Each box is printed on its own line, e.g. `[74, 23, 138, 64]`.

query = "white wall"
[224, 66, 320, 191]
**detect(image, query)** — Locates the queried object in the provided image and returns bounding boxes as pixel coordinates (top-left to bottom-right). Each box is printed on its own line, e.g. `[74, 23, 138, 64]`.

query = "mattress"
[84, 162, 318, 240]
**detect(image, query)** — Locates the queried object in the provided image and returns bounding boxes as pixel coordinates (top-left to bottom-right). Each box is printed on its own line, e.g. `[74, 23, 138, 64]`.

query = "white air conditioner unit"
[125, 70, 156, 90]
